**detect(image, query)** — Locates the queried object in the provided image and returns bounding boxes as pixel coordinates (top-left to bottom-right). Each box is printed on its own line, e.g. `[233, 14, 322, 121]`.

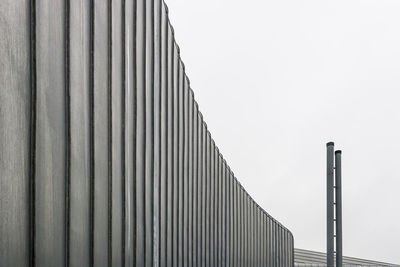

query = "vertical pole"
[326, 142, 335, 267]
[335, 150, 343, 267]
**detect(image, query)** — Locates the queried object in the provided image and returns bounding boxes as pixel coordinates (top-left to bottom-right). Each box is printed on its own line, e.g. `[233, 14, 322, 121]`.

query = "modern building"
[295, 248, 400, 267]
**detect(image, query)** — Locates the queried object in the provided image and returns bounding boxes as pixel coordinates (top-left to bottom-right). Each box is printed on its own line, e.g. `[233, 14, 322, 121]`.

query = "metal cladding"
[294, 248, 400, 267]
[0, 0, 294, 266]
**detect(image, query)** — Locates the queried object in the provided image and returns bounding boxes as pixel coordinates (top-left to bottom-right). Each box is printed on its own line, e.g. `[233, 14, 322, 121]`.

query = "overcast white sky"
[165, 0, 400, 264]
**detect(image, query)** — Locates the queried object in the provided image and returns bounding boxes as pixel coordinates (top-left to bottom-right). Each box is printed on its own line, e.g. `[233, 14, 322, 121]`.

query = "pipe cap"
[326, 141, 334, 147]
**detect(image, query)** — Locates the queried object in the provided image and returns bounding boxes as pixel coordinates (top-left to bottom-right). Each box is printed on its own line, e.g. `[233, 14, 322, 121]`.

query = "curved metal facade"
[0, 0, 294, 266]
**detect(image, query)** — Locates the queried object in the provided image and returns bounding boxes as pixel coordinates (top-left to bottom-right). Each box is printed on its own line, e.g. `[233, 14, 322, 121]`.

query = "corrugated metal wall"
[294, 248, 400, 267]
[0, 0, 294, 266]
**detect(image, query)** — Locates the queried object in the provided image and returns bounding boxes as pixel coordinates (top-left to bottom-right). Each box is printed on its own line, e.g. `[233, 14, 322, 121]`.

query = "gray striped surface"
[0, 0, 294, 266]
[294, 249, 399, 267]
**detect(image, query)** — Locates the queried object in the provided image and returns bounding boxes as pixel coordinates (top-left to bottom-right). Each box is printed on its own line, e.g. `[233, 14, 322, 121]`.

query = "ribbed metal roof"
[295, 248, 400, 267]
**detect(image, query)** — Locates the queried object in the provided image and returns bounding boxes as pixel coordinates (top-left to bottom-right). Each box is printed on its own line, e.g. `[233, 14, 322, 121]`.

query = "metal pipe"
[326, 142, 335, 267]
[335, 150, 343, 267]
